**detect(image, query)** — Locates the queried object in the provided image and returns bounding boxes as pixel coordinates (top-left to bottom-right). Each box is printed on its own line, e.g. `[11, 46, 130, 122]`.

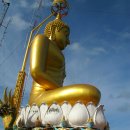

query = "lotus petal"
[68, 101, 89, 127]
[61, 101, 72, 120]
[25, 105, 31, 126]
[44, 102, 63, 126]
[86, 102, 96, 118]
[60, 116, 70, 128]
[26, 104, 40, 127]
[16, 107, 26, 127]
[40, 102, 48, 125]
[93, 105, 107, 130]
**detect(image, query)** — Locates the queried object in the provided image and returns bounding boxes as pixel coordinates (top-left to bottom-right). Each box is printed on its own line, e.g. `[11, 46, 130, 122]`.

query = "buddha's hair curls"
[44, 18, 70, 38]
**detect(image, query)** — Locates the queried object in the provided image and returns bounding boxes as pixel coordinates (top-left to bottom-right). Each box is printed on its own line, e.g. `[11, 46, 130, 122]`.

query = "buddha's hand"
[0, 88, 16, 129]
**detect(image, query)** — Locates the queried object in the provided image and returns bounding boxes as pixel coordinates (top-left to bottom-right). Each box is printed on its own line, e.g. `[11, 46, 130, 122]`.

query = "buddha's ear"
[49, 25, 56, 41]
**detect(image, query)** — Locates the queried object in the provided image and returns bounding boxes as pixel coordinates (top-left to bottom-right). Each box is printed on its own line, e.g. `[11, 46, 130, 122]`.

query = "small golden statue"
[28, 13, 101, 106]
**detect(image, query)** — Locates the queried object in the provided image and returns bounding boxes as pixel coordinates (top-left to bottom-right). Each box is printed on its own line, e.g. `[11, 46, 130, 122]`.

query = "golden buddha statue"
[29, 14, 101, 106]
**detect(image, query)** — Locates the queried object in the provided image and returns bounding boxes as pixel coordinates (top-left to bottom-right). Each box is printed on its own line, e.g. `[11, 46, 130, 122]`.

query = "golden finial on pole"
[52, 0, 69, 17]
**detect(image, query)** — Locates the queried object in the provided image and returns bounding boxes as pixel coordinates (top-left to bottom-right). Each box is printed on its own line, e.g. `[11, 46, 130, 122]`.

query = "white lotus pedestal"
[13, 127, 99, 130]
[15, 101, 110, 130]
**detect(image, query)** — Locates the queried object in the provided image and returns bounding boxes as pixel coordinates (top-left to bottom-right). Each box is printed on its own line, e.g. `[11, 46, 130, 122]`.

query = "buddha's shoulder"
[34, 34, 63, 55]
[34, 34, 48, 40]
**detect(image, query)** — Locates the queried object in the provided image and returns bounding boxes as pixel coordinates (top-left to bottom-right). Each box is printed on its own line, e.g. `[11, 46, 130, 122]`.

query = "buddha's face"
[54, 27, 70, 50]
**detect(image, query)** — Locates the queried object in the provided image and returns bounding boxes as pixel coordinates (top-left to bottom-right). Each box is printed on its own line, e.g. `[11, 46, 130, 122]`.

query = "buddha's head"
[44, 14, 70, 50]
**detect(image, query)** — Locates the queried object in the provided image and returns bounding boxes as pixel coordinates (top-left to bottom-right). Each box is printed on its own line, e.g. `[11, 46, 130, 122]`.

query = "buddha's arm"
[30, 34, 60, 89]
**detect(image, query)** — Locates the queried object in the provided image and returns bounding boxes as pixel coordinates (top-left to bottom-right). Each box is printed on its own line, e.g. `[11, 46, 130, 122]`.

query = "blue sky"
[0, 0, 130, 129]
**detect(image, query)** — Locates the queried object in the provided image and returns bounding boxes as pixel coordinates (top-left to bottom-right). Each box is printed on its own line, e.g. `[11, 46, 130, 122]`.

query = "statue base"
[12, 127, 99, 130]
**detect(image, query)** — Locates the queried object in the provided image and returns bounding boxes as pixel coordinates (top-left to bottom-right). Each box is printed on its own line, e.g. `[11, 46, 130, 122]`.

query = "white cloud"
[105, 27, 130, 40]
[31, 0, 51, 9]
[11, 13, 30, 31]
[42, 0, 52, 7]
[120, 32, 130, 39]
[20, 1, 28, 8]
[91, 47, 107, 55]
[31, 1, 39, 9]
[14, 0, 29, 9]
[69, 42, 84, 52]
[14, 0, 51, 9]
[69, 42, 107, 56]
[3, 0, 10, 3]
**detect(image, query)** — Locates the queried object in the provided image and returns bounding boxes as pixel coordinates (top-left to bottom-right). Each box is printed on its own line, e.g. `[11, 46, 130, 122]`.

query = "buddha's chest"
[46, 43, 65, 69]
[46, 53, 66, 86]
